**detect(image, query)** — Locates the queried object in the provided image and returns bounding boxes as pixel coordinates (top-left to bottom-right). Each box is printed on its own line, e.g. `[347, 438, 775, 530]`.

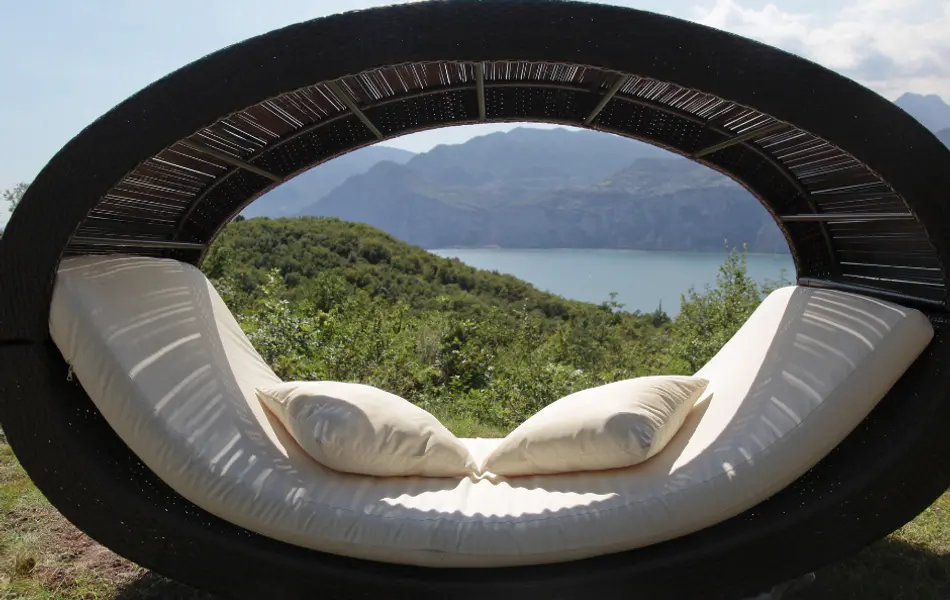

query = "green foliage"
[203, 216, 634, 325]
[205, 217, 775, 435]
[667, 246, 788, 373]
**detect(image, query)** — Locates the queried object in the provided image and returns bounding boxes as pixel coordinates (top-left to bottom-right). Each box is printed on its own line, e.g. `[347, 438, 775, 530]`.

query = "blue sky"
[2, 0, 948, 227]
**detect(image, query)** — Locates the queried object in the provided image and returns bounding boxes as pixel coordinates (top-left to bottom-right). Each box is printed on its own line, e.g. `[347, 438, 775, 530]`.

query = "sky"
[2, 0, 949, 228]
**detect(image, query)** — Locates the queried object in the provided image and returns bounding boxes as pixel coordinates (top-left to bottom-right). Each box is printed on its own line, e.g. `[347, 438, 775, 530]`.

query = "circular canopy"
[2, 3, 950, 599]
[3, 0, 950, 342]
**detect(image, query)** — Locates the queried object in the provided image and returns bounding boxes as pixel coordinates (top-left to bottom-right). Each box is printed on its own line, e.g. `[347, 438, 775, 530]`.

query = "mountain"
[404, 127, 670, 192]
[301, 147, 787, 253]
[937, 128, 950, 148]
[299, 159, 483, 247]
[895, 93, 950, 133]
[279, 113, 950, 254]
[319, 127, 676, 213]
[532, 159, 788, 253]
[241, 145, 414, 218]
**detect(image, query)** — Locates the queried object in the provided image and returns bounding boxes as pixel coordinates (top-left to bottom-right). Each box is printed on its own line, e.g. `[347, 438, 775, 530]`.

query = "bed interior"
[46, 254, 935, 567]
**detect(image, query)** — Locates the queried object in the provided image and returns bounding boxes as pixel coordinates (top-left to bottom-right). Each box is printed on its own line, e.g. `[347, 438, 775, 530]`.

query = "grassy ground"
[1, 443, 948, 599]
[437, 414, 510, 438]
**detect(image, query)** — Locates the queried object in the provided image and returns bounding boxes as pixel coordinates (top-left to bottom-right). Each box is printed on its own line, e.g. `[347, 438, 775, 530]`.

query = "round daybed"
[2, 1, 950, 599]
[48, 252, 934, 569]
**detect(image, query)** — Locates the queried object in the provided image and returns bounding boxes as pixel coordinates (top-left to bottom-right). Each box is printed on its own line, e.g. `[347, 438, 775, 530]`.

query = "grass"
[436, 413, 510, 438]
[0, 443, 948, 599]
[0, 445, 209, 600]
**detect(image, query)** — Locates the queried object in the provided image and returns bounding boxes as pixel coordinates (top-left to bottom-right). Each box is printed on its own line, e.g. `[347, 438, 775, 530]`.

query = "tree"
[667, 246, 768, 373]
[3, 182, 29, 214]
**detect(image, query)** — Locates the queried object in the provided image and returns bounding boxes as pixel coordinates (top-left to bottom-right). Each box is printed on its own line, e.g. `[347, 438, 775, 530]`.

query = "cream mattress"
[49, 255, 935, 567]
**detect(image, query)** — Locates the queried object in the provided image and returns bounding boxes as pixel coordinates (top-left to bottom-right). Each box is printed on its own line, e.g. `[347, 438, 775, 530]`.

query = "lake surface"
[429, 248, 795, 314]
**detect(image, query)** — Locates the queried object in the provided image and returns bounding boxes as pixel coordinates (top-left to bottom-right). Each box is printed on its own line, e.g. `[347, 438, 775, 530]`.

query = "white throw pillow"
[482, 376, 709, 476]
[256, 382, 478, 477]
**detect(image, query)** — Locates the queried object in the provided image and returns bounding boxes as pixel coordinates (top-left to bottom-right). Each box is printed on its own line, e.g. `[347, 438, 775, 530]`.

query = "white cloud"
[691, 0, 950, 100]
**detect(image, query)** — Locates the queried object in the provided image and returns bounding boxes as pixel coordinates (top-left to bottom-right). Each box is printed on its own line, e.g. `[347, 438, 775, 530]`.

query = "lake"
[429, 248, 795, 315]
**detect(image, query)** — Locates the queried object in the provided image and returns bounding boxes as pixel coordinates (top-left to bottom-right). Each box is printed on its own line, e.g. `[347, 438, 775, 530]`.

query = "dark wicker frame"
[2, 1, 950, 598]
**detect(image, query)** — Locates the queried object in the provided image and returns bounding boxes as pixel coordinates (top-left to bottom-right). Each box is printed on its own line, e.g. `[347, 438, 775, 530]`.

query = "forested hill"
[203, 216, 768, 433]
[203, 216, 666, 323]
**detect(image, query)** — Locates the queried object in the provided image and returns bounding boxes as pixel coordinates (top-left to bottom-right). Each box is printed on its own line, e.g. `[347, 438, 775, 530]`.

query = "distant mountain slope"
[303, 154, 786, 253]
[248, 91, 949, 224]
[404, 127, 670, 190]
[895, 93, 950, 133]
[241, 145, 414, 218]
[531, 159, 788, 253]
[304, 159, 482, 248]
[365, 127, 679, 211]
[274, 99, 950, 253]
[937, 128, 950, 148]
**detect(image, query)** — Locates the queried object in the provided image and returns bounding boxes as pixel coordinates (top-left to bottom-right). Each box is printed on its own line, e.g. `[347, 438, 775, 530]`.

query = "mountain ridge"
[937, 128, 950, 148]
[300, 137, 789, 253]
[242, 145, 414, 218]
[239, 93, 950, 253]
[895, 93, 950, 133]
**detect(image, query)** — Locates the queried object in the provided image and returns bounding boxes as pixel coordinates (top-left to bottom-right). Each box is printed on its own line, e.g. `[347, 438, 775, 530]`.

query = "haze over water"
[430, 248, 795, 315]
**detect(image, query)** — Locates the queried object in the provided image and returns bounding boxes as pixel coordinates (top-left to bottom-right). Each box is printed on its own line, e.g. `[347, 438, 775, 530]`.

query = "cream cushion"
[49, 255, 934, 568]
[483, 376, 709, 476]
[256, 381, 477, 477]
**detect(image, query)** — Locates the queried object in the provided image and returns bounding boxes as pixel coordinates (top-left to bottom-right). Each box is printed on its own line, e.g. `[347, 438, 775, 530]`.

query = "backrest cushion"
[482, 376, 709, 476]
[257, 381, 478, 477]
[678, 285, 935, 477]
[49, 254, 288, 453]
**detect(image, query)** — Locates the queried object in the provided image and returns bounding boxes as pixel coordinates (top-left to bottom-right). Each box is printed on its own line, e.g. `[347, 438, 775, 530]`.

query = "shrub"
[205, 218, 766, 435]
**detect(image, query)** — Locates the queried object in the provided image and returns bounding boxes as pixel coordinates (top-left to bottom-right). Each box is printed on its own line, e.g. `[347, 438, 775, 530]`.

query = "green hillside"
[203, 216, 769, 434]
[204, 216, 654, 322]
